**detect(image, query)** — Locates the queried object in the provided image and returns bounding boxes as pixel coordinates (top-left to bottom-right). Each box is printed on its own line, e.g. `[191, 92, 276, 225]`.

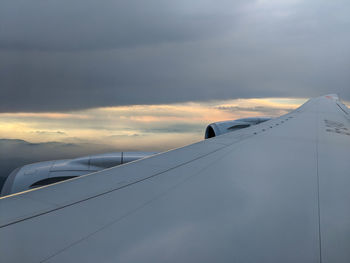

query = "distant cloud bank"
[0, 98, 304, 150]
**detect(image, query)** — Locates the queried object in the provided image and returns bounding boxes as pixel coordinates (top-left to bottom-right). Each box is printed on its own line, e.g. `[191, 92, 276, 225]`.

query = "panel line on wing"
[316, 100, 323, 263]
[39, 142, 237, 263]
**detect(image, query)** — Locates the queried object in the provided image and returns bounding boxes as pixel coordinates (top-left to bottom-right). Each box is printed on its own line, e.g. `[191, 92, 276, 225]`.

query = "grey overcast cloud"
[1, 0, 349, 112]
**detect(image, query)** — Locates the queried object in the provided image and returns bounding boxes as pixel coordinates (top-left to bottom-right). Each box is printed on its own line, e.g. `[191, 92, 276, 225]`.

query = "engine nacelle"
[1, 151, 157, 196]
[205, 117, 271, 139]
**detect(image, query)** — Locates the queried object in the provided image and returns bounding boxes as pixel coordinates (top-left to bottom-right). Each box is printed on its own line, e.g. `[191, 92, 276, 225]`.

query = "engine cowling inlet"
[205, 117, 271, 139]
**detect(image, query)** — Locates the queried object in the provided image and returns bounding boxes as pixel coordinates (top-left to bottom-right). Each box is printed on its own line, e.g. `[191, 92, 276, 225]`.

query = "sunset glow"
[0, 97, 314, 151]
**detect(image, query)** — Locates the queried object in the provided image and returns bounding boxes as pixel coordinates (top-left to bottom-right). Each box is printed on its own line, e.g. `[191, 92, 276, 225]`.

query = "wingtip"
[324, 94, 339, 100]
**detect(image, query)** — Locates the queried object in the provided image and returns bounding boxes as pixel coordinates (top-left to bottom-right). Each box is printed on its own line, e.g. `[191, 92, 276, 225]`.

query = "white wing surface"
[1, 95, 350, 263]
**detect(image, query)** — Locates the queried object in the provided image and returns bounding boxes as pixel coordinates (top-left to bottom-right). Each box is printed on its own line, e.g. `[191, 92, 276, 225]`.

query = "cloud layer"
[0, 97, 306, 151]
[1, 0, 350, 112]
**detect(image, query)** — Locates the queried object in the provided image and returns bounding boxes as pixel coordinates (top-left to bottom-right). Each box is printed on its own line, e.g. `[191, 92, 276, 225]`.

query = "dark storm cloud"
[1, 0, 350, 112]
[0, 0, 242, 51]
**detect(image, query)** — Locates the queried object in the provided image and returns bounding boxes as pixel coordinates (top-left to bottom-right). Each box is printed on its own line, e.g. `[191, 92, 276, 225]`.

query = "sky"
[1, 0, 350, 112]
[0, 0, 350, 179]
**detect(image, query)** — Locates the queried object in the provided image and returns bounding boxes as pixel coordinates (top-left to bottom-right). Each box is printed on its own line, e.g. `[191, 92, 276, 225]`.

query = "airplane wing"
[1, 94, 350, 263]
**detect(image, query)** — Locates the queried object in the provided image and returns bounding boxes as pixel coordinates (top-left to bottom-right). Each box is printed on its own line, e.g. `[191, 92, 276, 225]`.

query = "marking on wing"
[324, 119, 350, 136]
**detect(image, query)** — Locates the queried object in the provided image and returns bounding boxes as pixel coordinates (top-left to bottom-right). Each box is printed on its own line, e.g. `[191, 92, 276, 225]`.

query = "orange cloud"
[0, 112, 89, 119]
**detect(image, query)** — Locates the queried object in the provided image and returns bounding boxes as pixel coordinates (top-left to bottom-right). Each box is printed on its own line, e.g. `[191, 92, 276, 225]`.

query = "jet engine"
[205, 117, 271, 139]
[0, 152, 157, 196]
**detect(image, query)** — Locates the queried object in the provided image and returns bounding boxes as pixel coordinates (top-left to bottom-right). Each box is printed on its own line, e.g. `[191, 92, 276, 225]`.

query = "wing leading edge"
[1, 94, 350, 263]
